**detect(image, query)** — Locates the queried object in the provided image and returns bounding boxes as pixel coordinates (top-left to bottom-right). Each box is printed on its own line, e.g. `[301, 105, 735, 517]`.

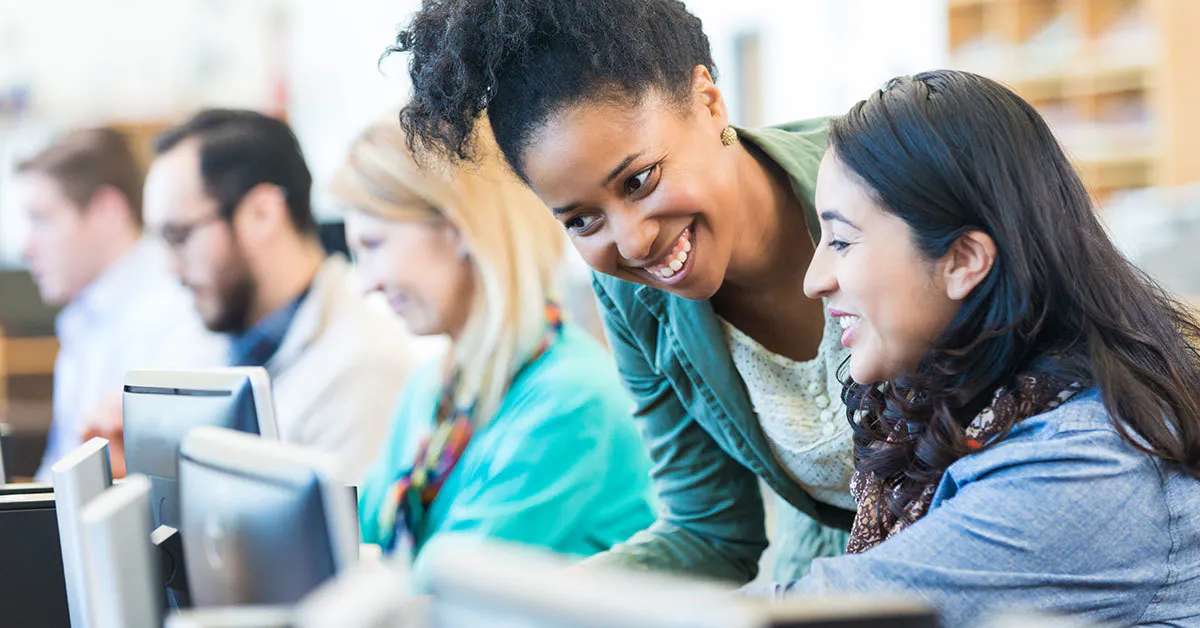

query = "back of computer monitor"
[51, 438, 114, 628]
[294, 560, 413, 628]
[179, 426, 358, 607]
[80, 474, 163, 628]
[424, 540, 939, 628]
[223, 367, 278, 441]
[0, 492, 70, 627]
[425, 539, 765, 628]
[0, 481, 54, 496]
[761, 597, 938, 628]
[123, 368, 276, 531]
[0, 421, 8, 484]
[166, 606, 295, 628]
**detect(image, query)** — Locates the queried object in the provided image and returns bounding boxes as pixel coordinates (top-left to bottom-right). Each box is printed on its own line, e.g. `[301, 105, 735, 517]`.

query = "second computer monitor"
[123, 367, 278, 531]
[51, 437, 114, 628]
[0, 492, 70, 627]
[422, 539, 938, 628]
[80, 474, 164, 628]
[178, 426, 358, 607]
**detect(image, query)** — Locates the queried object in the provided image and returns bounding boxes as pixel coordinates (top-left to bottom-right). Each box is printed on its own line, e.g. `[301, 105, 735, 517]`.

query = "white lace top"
[721, 310, 857, 511]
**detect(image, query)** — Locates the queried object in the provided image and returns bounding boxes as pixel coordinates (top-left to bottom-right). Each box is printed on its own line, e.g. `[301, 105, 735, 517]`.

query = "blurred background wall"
[0, 0, 948, 262]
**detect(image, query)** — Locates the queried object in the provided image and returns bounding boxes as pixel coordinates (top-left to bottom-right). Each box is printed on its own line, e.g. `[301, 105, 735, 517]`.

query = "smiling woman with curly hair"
[390, 0, 864, 584]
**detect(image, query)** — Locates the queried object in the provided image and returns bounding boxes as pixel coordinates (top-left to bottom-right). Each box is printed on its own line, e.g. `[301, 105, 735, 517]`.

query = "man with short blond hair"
[15, 127, 225, 480]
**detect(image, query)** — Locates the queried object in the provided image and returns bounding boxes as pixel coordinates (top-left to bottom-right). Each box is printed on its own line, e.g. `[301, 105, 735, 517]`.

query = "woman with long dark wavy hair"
[777, 69, 1200, 626]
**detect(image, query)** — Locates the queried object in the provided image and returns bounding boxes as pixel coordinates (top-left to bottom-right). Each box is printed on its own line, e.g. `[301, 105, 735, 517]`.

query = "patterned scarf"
[845, 373, 1081, 554]
[380, 303, 564, 556]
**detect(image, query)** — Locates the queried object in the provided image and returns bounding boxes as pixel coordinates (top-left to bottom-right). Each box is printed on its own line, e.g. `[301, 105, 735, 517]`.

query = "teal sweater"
[358, 323, 657, 566]
[585, 119, 854, 584]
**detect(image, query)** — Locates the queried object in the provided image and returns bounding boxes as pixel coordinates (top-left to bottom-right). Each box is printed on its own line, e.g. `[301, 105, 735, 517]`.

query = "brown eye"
[624, 165, 656, 195]
[565, 214, 599, 234]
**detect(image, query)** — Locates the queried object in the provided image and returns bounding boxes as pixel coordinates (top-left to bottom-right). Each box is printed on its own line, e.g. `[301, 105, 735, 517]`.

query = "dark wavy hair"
[386, 0, 713, 179]
[832, 70, 1200, 518]
[155, 109, 316, 234]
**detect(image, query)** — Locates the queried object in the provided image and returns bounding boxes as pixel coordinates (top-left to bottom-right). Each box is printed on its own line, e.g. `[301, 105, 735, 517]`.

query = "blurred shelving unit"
[0, 270, 60, 480]
[948, 0, 1200, 204]
[107, 120, 175, 172]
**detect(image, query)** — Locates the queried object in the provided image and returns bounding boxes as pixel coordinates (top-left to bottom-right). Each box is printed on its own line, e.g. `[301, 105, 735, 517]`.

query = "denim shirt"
[773, 390, 1200, 627]
[586, 118, 857, 584]
[229, 288, 309, 368]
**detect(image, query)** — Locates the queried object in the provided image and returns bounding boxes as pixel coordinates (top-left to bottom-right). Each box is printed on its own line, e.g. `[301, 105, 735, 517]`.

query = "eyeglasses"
[159, 214, 223, 250]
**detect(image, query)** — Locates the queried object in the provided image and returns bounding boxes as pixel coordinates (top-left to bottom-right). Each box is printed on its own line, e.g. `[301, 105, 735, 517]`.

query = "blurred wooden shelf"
[1076, 153, 1155, 196]
[0, 337, 58, 377]
[1003, 64, 1151, 100]
[1078, 64, 1152, 96]
[948, 0, 1200, 201]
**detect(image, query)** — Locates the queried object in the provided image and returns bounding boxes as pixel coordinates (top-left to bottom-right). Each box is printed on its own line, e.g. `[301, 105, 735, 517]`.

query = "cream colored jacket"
[267, 255, 442, 483]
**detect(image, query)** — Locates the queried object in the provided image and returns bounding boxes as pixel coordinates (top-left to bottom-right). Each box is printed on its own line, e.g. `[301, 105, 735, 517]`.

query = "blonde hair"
[331, 116, 564, 424]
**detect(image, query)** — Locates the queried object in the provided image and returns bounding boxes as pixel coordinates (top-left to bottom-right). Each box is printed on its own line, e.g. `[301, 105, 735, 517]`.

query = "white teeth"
[838, 317, 857, 330]
[646, 228, 693, 280]
[652, 265, 675, 278]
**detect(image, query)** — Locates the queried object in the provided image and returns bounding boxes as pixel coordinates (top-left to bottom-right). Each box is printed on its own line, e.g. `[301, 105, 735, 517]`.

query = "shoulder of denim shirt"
[945, 388, 1141, 480]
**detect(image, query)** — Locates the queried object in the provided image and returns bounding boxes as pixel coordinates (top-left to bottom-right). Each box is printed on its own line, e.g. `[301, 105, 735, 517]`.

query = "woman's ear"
[691, 64, 727, 127]
[942, 230, 996, 301]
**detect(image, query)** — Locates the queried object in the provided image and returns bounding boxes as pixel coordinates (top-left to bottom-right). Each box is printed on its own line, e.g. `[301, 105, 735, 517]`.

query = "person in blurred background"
[94, 108, 426, 482]
[333, 117, 656, 572]
[13, 127, 225, 481]
[392, 0, 853, 583]
[767, 70, 1200, 627]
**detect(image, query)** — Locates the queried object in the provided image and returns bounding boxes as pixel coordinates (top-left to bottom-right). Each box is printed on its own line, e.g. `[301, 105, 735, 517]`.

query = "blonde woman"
[332, 118, 656, 565]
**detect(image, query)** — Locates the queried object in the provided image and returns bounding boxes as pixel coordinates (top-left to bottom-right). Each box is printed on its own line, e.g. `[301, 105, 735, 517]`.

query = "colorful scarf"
[845, 374, 1081, 554]
[380, 303, 564, 556]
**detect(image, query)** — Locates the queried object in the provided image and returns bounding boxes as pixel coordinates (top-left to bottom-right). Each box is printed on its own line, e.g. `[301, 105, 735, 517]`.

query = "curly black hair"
[386, 0, 714, 178]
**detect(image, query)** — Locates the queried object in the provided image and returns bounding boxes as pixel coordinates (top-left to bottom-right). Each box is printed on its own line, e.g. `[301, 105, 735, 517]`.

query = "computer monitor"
[0, 481, 54, 496]
[979, 611, 1105, 628]
[178, 426, 359, 607]
[422, 539, 938, 628]
[124, 367, 278, 532]
[0, 492, 70, 627]
[51, 437, 114, 628]
[0, 420, 9, 484]
[79, 474, 164, 628]
[125, 367, 278, 609]
[165, 606, 295, 628]
[294, 560, 413, 628]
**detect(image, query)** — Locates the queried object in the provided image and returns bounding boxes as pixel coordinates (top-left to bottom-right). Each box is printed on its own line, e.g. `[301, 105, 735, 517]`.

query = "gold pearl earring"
[720, 126, 738, 146]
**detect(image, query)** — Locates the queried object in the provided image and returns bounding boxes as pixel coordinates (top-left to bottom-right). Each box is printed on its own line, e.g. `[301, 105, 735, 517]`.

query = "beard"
[204, 253, 256, 335]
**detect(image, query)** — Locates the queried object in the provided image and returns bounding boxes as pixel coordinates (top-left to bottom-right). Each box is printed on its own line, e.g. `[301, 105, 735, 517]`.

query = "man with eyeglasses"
[14, 127, 226, 481]
[126, 109, 424, 483]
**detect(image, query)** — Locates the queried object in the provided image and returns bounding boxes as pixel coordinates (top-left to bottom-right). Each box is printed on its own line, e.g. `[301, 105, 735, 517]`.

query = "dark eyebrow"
[552, 151, 643, 215]
[819, 210, 861, 230]
[604, 152, 642, 187]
